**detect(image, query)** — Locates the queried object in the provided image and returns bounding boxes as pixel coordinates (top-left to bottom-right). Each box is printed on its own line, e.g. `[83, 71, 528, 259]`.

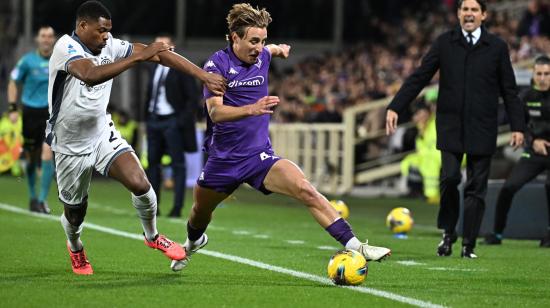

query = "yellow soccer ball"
[330, 200, 350, 219]
[327, 250, 368, 286]
[386, 207, 414, 234]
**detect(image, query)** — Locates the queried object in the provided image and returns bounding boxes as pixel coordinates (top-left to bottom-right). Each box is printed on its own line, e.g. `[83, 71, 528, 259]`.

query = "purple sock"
[325, 218, 355, 246]
[187, 221, 206, 241]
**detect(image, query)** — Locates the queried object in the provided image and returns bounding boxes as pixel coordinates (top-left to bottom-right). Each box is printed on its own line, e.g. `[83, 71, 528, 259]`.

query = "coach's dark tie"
[467, 33, 474, 48]
[151, 65, 167, 115]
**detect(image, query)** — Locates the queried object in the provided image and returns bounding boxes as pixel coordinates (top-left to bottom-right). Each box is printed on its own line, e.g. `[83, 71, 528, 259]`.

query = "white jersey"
[46, 32, 133, 155]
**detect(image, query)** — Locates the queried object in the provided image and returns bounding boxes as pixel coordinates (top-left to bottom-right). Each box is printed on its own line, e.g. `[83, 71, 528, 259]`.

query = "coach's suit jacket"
[388, 26, 526, 155]
[145, 64, 199, 152]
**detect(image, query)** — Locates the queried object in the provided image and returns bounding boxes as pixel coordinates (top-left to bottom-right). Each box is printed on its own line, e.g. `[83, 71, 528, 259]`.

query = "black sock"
[187, 221, 206, 242]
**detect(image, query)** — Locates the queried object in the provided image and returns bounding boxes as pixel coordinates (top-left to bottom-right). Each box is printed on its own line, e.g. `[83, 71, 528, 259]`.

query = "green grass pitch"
[1, 175, 550, 307]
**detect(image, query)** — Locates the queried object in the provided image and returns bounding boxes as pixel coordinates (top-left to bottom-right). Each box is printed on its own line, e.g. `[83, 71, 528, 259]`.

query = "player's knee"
[63, 204, 86, 226]
[501, 182, 520, 195]
[296, 179, 320, 205]
[127, 173, 150, 195]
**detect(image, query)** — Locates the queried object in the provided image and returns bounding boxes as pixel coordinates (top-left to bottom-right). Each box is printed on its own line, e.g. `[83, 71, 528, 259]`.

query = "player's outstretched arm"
[133, 43, 226, 96]
[67, 42, 170, 86]
[267, 44, 290, 59]
[207, 95, 279, 123]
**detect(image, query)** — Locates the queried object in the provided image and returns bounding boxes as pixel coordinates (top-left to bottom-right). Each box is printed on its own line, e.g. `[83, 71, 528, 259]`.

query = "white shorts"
[54, 121, 133, 205]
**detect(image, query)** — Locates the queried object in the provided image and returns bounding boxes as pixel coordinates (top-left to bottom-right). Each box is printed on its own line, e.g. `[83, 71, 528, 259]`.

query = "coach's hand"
[385, 109, 398, 135]
[509, 132, 524, 151]
[533, 138, 550, 156]
[248, 96, 279, 116]
[137, 42, 173, 61]
[203, 72, 226, 96]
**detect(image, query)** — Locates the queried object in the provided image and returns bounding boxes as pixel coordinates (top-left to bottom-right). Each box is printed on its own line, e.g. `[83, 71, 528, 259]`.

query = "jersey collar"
[71, 31, 94, 55]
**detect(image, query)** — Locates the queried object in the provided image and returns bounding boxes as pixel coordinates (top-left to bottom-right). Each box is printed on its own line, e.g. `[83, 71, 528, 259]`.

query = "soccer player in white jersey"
[47, 0, 225, 275]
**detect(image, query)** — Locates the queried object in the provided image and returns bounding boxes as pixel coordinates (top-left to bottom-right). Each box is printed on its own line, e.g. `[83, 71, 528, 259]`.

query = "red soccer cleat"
[144, 234, 186, 261]
[67, 242, 93, 275]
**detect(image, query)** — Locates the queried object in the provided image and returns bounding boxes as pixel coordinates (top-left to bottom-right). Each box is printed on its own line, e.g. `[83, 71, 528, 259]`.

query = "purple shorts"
[197, 150, 281, 195]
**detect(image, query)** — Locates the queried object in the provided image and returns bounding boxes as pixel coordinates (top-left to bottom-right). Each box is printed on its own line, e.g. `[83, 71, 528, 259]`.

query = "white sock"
[131, 186, 158, 241]
[345, 237, 362, 251]
[60, 213, 83, 252]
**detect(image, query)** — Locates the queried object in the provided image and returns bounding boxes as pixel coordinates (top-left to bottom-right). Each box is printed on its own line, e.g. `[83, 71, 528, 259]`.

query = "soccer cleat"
[171, 234, 209, 272]
[461, 246, 478, 259]
[357, 240, 391, 262]
[437, 232, 457, 256]
[144, 234, 186, 261]
[483, 233, 502, 245]
[67, 242, 93, 275]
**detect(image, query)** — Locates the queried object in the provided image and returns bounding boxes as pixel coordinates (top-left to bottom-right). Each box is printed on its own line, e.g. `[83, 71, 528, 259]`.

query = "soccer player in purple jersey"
[171, 3, 391, 271]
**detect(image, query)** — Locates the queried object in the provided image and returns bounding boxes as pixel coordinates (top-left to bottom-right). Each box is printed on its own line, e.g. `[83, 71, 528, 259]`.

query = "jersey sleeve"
[10, 55, 30, 82]
[51, 36, 86, 73]
[110, 34, 133, 61]
[203, 53, 225, 99]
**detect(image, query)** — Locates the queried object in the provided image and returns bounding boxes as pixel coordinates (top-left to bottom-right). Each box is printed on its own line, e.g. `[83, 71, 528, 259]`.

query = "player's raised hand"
[509, 132, 524, 151]
[138, 42, 173, 61]
[203, 72, 226, 96]
[278, 44, 291, 58]
[533, 138, 550, 156]
[249, 96, 279, 116]
[386, 109, 398, 135]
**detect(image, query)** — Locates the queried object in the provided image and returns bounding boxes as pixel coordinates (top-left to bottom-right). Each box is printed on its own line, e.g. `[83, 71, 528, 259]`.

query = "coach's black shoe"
[540, 233, 550, 248]
[29, 199, 41, 213]
[461, 246, 478, 259]
[483, 233, 502, 245]
[437, 232, 457, 256]
[168, 210, 181, 218]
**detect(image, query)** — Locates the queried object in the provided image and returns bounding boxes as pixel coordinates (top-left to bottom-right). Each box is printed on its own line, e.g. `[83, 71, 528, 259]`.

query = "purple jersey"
[203, 46, 272, 160]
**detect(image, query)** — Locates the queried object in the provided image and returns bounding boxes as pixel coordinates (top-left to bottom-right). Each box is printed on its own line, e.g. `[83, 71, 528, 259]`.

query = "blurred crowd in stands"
[269, 0, 550, 124]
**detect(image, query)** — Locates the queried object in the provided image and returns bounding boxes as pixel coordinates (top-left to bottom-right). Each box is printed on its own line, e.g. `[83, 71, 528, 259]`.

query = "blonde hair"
[226, 3, 272, 42]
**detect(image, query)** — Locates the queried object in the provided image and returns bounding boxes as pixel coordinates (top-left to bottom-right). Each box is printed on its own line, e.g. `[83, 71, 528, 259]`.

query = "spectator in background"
[517, 0, 550, 38]
[145, 35, 199, 218]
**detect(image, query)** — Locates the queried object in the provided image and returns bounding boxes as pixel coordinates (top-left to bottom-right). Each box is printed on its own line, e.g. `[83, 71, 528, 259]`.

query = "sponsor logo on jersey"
[205, 60, 216, 69]
[100, 57, 112, 65]
[227, 76, 264, 88]
[68, 44, 77, 54]
[228, 67, 239, 75]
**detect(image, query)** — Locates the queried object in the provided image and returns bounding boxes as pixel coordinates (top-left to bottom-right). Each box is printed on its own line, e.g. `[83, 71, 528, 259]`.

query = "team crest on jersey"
[255, 58, 262, 69]
[61, 190, 72, 201]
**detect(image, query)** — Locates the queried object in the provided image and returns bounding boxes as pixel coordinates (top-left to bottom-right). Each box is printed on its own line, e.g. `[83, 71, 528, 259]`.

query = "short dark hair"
[457, 0, 487, 12]
[76, 1, 111, 22]
[534, 55, 550, 66]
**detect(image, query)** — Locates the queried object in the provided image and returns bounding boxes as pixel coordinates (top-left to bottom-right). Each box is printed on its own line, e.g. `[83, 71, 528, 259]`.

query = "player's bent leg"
[263, 159, 391, 261]
[171, 185, 227, 272]
[108, 152, 185, 261]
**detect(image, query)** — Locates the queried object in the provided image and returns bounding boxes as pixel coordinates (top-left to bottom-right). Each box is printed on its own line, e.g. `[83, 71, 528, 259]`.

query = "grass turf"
[1, 175, 549, 307]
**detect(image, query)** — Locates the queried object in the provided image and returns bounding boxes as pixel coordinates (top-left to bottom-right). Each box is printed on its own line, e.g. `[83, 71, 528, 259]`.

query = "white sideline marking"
[428, 267, 487, 272]
[253, 234, 270, 239]
[0, 202, 444, 308]
[317, 245, 340, 251]
[232, 230, 251, 235]
[286, 240, 305, 245]
[397, 260, 426, 266]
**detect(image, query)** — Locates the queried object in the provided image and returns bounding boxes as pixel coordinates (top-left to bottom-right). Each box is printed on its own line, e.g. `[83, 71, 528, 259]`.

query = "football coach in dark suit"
[386, 0, 525, 258]
[145, 35, 199, 218]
